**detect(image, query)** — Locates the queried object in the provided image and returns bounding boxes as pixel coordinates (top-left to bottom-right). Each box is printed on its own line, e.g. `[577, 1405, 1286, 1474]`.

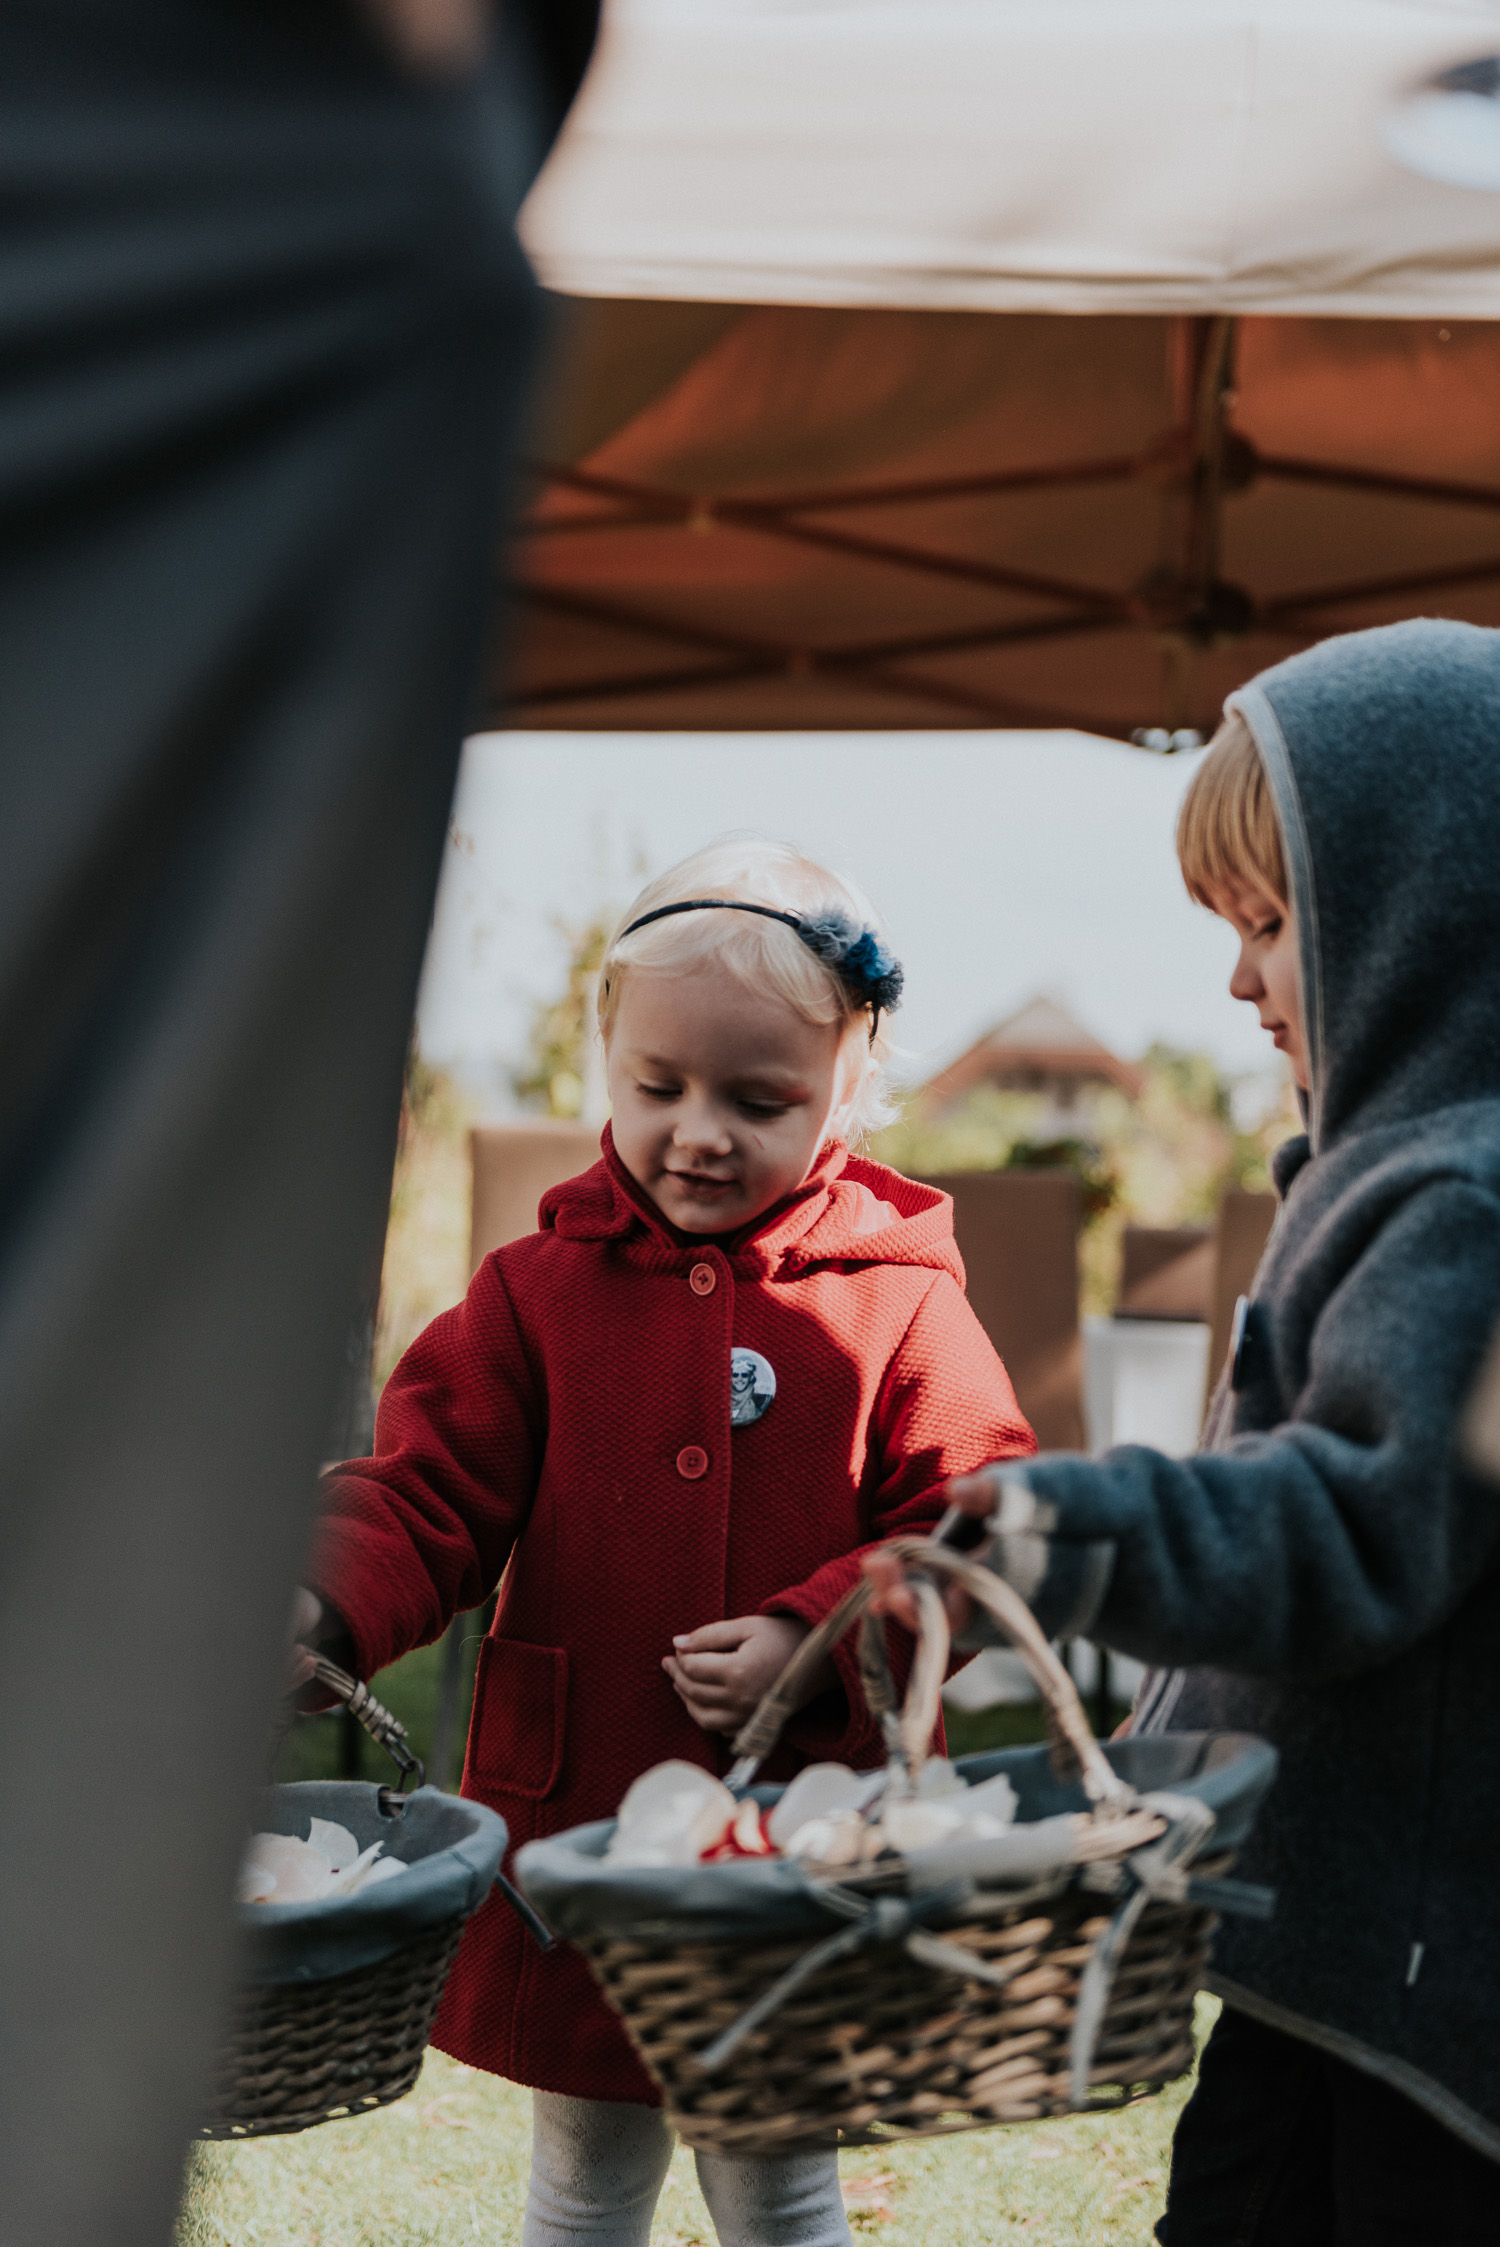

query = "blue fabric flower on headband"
[797, 911, 905, 1018]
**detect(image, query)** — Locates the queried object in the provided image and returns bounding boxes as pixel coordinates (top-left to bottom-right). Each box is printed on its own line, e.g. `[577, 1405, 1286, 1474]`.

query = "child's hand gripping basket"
[518, 1539, 1278, 2155]
[202, 1659, 526, 2139]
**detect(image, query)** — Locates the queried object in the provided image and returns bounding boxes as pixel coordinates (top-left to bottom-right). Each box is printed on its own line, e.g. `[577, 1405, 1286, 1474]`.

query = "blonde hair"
[598, 838, 897, 1142]
[1176, 710, 1288, 906]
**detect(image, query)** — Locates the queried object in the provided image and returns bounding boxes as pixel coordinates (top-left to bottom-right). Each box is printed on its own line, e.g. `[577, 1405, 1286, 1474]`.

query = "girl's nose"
[1228, 939, 1263, 1005]
[672, 1097, 733, 1152]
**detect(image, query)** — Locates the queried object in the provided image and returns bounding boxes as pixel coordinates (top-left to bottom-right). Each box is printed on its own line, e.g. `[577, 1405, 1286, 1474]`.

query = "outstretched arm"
[936, 1179, 1500, 1682]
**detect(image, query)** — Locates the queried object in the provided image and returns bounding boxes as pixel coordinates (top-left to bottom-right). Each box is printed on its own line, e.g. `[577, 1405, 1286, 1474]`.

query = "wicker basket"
[520, 1539, 1277, 2153]
[202, 1915, 467, 2137]
[202, 1662, 517, 2139]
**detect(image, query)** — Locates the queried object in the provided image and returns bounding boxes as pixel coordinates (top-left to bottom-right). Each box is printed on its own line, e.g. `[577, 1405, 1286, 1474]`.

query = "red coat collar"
[539, 1125, 964, 1284]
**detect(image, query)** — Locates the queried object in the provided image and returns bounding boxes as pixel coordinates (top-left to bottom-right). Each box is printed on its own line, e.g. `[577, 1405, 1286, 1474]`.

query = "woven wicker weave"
[586, 1885, 1215, 2151]
[201, 1916, 465, 2138]
[562, 1537, 1259, 2154]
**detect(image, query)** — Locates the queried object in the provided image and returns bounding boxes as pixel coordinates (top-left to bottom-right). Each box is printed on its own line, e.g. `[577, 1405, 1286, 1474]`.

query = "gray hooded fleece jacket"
[984, 619, 1500, 2159]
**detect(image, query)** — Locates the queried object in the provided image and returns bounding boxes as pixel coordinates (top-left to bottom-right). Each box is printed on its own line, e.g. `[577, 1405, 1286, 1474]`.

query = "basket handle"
[293, 1662, 557, 1950]
[727, 1533, 1130, 1813]
[895, 1539, 1129, 1809]
[306, 1656, 427, 1811]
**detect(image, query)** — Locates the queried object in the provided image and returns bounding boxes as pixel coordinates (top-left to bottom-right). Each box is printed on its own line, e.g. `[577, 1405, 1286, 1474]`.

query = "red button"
[689, 1263, 716, 1295]
[676, 1446, 710, 1479]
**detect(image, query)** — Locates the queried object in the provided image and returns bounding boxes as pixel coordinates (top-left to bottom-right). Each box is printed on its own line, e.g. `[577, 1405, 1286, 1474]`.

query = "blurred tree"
[372, 1051, 474, 1389]
[514, 914, 612, 1118]
[994, 1135, 1119, 1221]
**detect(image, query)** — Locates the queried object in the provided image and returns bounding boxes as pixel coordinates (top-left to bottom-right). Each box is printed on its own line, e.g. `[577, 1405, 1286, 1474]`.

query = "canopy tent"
[495, 0, 1500, 738]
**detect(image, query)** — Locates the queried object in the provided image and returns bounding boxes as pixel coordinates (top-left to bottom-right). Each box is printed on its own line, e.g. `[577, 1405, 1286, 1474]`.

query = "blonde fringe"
[1176, 711, 1287, 905]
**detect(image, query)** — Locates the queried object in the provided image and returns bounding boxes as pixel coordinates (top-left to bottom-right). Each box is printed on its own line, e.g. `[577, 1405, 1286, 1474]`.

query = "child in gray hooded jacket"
[921, 618, 1500, 2243]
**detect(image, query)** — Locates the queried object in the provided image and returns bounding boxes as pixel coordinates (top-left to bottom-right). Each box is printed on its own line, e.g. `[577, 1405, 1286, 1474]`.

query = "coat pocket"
[467, 1636, 569, 1801]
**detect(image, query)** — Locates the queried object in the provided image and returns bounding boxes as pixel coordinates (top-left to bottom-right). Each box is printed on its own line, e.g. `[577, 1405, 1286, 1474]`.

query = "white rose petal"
[957, 1772, 1018, 1828]
[307, 1818, 361, 1872]
[242, 1833, 335, 1903]
[325, 1841, 386, 1895]
[766, 1763, 864, 1849]
[784, 1810, 873, 1866]
[349, 1854, 407, 1891]
[881, 1798, 967, 1853]
[608, 1762, 738, 1866]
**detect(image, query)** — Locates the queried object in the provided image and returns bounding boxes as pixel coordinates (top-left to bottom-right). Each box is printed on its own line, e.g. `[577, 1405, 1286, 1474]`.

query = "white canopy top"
[522, 0, 1500, 318]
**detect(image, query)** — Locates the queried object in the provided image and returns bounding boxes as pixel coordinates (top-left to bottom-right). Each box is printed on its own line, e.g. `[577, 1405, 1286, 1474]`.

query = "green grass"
[942, 1703, 1132, 1761]
[180, 2002, 1212, 2246]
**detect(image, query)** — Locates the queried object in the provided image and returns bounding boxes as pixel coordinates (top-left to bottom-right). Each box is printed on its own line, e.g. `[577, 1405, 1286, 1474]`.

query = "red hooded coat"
[309, 1132, 1035, 2101]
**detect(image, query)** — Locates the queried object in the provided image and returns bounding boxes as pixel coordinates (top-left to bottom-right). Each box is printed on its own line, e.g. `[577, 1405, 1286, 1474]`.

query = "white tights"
[521, 2091, 851, 2247]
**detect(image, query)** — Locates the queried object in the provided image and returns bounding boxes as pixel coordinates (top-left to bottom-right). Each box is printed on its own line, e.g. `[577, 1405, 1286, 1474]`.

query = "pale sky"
[416, 727, 1282, 1109]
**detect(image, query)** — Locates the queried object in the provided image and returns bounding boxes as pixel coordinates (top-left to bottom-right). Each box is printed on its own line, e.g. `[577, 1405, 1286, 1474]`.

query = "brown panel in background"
[919, 1171, 1084, 1452]
[470, 1121, 600, 1275]
[1117, 1224, 1213, 1321]
[1205, 1188, 1279, 1401]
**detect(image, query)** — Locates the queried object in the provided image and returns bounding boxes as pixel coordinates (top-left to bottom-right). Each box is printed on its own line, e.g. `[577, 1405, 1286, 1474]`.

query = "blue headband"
[620, 898, 905, 1034]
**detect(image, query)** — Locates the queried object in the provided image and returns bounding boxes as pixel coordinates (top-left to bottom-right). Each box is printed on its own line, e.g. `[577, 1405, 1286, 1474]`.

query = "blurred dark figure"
[0, 2, 595, 2239]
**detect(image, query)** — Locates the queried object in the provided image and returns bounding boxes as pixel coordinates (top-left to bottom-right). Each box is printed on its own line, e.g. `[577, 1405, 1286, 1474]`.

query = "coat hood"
[1232, 618, 1500, 1153]
[538, 1128, 965, 1283]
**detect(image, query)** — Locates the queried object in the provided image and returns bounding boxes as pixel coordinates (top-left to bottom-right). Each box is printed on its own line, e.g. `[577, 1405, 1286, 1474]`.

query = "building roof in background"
[921, 995, 1145, 1109]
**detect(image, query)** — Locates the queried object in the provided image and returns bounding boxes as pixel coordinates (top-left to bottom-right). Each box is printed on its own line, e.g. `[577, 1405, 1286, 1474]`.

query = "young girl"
[300, 838, 1036, 2247]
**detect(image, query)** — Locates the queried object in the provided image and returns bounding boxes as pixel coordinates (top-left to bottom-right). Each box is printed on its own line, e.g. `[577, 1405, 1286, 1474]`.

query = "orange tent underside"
[495, 303, 1500, 738]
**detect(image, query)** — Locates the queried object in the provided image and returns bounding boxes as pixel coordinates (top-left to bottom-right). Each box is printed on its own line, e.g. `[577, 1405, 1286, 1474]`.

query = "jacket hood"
[1232, 619, 1500, 1152]
[538, 1128, 965, 1283]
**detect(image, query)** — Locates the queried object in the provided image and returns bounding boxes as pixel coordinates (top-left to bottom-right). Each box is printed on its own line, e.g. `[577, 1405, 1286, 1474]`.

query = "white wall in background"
[1083, 1316, 1214, 1458]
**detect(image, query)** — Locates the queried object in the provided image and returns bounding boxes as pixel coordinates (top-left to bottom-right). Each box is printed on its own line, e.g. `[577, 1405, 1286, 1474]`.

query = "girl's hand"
[863, 1545, 928, 1634]
[286, 1585, 323, 1691]
[863, 1469, 1004, 1637]
[663, 1614, 831, 1736]
[946, 1469, 1006, 1520]
[863, 1544, 976, 1635]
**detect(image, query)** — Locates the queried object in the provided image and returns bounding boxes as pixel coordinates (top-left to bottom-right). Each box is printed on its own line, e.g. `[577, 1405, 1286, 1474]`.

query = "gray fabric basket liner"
[235, 1782, 508, 1986]
[518, 1733, 1277, 1946]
